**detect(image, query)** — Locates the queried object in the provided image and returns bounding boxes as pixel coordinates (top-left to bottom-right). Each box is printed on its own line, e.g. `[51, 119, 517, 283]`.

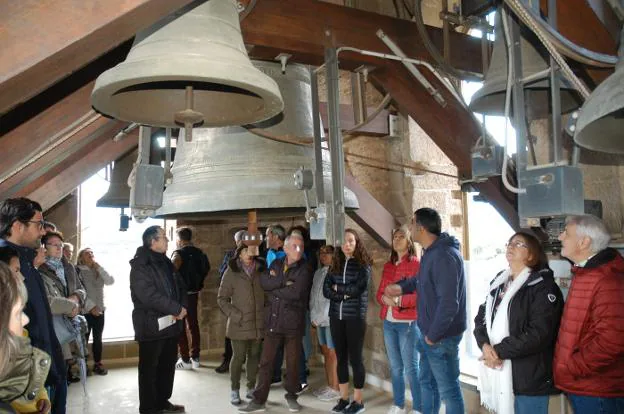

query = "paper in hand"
[157, 315, 176, 331]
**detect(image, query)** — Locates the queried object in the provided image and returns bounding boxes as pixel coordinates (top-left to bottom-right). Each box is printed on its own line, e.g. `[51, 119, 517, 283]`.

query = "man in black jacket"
[130, 226, 187, 414]
[0, 198, 67, 413]
[171, 227, 210, 370]
[239, 233, 312, 413]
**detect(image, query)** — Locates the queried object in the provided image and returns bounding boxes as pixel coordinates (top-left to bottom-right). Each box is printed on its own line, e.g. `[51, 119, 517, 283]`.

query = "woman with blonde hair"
[0, 261, 51, 413]
[76, 248, 115, 375]
[376, 225, 422, 414]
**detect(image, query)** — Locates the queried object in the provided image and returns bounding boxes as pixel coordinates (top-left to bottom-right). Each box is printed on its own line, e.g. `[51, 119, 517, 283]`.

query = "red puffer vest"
[376, 255, 420, 321]
[553, 248, 624, 397]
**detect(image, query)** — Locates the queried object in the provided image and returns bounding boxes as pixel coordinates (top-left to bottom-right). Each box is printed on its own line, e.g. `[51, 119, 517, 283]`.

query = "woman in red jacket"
[377, 225, 421, 414]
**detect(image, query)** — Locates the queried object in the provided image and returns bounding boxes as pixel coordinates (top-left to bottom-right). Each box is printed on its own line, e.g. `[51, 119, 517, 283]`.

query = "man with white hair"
[554, 215, 624, 413]
[216, 229, 246, 374]
[240, 233, 312, 413]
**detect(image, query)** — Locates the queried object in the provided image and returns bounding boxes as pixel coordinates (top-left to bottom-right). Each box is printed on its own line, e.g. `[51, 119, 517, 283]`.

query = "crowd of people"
[0, 196, 623, 414]
[0, 198, 115, 414]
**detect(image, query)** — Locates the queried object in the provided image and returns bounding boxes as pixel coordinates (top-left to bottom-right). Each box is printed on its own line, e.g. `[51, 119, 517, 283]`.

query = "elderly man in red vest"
[554, 214, 624, 413]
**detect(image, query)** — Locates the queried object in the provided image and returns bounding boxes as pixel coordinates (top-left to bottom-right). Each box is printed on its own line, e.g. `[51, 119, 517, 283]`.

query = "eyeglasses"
[506, 240, 528, 249]
[24, 220, 45, 230]
[46, 243, 64, 248]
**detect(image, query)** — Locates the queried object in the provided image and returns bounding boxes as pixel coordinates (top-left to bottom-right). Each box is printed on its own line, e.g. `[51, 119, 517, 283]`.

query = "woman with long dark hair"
[323, 229, 372, 414]
[474, 232, 564, 414]
[376, 225, 421, 414]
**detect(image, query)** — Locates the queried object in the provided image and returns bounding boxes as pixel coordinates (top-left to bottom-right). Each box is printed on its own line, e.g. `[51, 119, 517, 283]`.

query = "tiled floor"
[67, 359, 400, 414]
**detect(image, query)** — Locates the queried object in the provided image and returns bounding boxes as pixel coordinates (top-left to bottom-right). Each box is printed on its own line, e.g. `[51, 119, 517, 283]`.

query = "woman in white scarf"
[474, 232, 564, 414]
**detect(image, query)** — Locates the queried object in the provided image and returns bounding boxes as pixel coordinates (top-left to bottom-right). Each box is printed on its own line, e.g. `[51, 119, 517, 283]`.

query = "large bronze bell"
[469, 11, 580, 118]
[574, 28, 624, 153]
[91, 0, 283, 129]
[156, 60, 358, 218]
[96, 149, 137, 208]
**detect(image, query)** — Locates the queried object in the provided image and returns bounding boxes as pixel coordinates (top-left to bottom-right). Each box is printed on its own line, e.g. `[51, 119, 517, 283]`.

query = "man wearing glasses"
[130, 225, 187, 414]
[0, 197, 68, 413]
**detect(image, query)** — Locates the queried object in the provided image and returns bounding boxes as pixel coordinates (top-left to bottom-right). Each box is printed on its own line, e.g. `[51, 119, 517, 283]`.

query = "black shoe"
[67, 373, 80, 384]
[344, 401, 365, 414]
[332, 399, 350, 413]
[215, 359, 230, 373]
[93, 364, 108, 376]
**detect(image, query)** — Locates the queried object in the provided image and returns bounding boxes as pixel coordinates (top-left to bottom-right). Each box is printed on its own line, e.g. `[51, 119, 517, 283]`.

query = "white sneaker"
[318, 388, 340, 402]
[410, 411, 423, 414]
[313, 386, 330, 397]
[175, 358, 192, 370]
[386, 406, 405, 414]
[191, 357, 200, 369]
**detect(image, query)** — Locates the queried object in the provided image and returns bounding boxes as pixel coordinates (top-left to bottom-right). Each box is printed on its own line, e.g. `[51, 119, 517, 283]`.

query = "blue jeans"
[514, 395, 549, 414]
[568, 394, 624, 414]
[383, 319, 421, 410]
[418, 333, 463, 414]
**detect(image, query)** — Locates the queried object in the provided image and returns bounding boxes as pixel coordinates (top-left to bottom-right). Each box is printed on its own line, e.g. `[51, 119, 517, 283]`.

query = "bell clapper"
[174, 86, 205, 142]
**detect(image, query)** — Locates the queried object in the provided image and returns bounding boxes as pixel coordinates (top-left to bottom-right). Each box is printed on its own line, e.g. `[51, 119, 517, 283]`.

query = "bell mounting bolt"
[174, 86, 205, 142]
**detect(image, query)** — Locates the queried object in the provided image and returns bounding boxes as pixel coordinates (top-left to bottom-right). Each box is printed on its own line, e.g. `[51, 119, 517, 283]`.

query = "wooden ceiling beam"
[0, 0, 196, 115]
[28, 136, 137, 211]
[0, 82, 96, 179]
[370, 63, 519, 229]
[0, 117, 125, 199]
[242, 0, 485, 75]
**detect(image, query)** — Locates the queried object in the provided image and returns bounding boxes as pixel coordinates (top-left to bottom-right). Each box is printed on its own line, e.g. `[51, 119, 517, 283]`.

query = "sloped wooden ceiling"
[0, 0, 617, 227]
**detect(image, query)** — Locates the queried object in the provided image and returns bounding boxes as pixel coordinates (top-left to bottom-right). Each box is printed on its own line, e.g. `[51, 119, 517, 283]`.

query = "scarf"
[241, 259, 256, 278]
[477, 267, 531, 414]
[46, 256, 66, 288]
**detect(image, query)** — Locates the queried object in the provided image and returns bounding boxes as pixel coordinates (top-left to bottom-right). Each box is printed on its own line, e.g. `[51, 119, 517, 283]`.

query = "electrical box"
[130, 164, 165, 220]
[518, 165, 584, 223]
[471, 145, 504, 182]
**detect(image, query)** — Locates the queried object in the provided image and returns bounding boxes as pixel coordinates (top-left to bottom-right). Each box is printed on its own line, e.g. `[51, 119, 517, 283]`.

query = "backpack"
[175, 246, 210, 292]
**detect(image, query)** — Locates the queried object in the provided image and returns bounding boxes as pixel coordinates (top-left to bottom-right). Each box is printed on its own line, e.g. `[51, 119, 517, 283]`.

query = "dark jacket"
[554, 248, 624, 397]
[129, 247, 187, 342]
[173, 245, 210, 293]
[398, 233, 466, 342]
[474, 268, 564, 396]
[0, 240, 64, 386]
[261, 257, 312, 336]
[217, 257, 266, 340]
[323, 258, 371, 320]
[0, 336, 50, 413]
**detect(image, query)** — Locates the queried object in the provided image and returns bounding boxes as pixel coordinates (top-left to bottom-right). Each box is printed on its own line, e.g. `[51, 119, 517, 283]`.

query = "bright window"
[79, 168, 164, 341]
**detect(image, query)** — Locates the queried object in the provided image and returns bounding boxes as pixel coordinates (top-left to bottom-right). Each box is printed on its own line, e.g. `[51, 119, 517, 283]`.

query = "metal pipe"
[549, 0, 562, 163]
[376, 29, 447, 107]
[310, 69, 325, 204]
[325, 47, 346, 247]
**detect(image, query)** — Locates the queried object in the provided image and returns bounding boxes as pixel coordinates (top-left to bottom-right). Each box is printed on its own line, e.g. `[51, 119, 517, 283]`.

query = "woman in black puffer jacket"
[323, 228, 372, 414]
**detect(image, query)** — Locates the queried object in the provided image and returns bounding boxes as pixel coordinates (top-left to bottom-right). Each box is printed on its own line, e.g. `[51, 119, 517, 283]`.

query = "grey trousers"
[230, 339, 262, 391]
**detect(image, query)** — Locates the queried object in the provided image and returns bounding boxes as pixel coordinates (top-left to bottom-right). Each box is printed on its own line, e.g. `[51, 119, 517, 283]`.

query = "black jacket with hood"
[129, 246, 187, 342]
[473, 267, 564, 396]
